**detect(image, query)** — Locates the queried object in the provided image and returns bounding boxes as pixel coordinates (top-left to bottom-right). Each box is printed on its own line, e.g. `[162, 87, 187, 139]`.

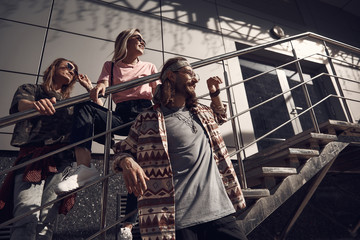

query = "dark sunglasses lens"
[67, 62, 74, 70]
[137, 36, 145, 44]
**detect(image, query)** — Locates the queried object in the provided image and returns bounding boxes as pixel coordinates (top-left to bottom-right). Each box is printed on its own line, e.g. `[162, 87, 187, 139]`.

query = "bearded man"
[112, 57, 247, 240]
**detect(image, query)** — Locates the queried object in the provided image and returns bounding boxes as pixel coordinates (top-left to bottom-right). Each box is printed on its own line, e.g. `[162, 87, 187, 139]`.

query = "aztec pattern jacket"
[113, 102, 246, 240]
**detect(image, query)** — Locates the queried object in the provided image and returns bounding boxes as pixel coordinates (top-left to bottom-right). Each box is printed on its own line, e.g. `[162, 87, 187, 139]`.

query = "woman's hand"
[78, 74, 93, 92]
[120, 157, 149, 197]
[89, 82, 106, 103]
[34, 97, 57, 115]
[20, 97, 57, 115]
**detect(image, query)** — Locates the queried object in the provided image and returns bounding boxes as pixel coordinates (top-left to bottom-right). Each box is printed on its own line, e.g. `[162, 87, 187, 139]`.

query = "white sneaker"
[118, 227, 133, 240]
[55, 162, 100, 195]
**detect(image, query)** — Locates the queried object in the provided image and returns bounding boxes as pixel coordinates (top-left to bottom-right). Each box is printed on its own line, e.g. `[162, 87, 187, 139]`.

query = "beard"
[183, 85, 198, 109]
[160, 78, 198, 108]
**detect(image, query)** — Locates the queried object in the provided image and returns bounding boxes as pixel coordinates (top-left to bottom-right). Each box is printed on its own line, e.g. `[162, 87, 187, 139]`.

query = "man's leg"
[119, 193, 138, 240]
[175, 225, 199, 240]
[202, 215, 248, 240]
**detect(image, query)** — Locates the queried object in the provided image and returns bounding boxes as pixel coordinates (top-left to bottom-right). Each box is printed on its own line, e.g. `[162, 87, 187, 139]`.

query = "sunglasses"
[174, 70, 200, 81]
[131, 35, 146, 46]
[66, 62, 78, 75]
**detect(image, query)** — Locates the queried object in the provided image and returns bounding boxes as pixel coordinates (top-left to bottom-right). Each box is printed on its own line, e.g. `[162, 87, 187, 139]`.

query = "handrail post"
[222, 61, 248, 189]
[323, 41, 353, 122]
[290, 41, 320, 133]
[100, 95, 112, 239]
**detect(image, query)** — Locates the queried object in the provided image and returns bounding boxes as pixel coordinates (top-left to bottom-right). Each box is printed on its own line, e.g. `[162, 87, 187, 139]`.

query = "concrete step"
[242, 188, 270, 199]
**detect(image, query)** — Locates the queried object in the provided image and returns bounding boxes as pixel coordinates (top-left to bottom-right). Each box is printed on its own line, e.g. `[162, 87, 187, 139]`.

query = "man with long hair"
[112, 57, 248, 240]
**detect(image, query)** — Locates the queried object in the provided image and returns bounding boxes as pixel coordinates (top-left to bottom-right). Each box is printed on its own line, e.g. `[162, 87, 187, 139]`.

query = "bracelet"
[210, 89, 220, 98]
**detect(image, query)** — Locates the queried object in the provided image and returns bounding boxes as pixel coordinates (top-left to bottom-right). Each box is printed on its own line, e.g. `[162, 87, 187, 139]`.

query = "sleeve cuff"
[112, 153, 134, 173]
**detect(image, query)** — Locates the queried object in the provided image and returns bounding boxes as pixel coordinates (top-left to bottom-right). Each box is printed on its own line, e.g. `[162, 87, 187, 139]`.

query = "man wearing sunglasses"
[112, 57, 248, 240]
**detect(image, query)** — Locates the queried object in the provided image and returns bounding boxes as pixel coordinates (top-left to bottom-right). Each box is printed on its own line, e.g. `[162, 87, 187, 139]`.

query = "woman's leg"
[37, 162, 69, 240]
[11, 174, 44, 240]
[74, 147, 92, 167]
[72, 101, 125, 160]
[70, 101, 110, 150]
[56, 101, 124, 195]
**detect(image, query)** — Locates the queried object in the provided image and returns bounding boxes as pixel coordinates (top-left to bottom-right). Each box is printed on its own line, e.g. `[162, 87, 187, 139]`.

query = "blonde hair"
[42, 58, 78, 99]
[112, 28, 141, 63]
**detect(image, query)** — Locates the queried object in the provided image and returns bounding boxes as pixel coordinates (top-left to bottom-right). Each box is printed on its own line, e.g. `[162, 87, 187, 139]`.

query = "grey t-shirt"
[162, 106, 235, 230]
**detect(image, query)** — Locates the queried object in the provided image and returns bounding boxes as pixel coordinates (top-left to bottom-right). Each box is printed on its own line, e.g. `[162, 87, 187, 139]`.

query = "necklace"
[171, 110, 198, 134]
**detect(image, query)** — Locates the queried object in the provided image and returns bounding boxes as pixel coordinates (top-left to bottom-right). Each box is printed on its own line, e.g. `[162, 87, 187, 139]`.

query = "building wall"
[1, 0, 360, 154]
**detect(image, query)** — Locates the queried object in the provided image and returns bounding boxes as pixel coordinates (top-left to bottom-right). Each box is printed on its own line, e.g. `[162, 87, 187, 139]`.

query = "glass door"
[239, 59, 294, 151]
[239, 58, 346, 151]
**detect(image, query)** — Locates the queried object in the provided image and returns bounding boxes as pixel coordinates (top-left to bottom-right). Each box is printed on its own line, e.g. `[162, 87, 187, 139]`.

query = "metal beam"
[276, 148, 340, 240]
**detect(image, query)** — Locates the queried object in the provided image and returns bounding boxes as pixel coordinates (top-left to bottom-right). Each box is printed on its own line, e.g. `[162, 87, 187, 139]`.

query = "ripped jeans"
[11, 161, 68, 240]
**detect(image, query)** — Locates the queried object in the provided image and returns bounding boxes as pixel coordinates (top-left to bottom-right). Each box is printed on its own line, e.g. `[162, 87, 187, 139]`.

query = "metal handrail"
[1, 31, 360, 238]
[229, 94, 360, 158]
[0, 54, 329, 179]
[1, 32, 359, 129]
[0, 71, 350, 177]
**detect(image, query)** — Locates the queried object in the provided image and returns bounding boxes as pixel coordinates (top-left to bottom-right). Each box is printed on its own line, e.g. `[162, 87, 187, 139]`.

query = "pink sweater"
[97, 60, 159, 104]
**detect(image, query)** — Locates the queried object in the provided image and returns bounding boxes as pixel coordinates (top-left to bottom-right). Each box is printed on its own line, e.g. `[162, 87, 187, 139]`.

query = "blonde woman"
[55, 29, 160, 240]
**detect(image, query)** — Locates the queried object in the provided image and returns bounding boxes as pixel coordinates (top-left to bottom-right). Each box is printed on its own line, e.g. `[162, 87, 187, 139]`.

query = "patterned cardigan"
[113, 102, 246, 240]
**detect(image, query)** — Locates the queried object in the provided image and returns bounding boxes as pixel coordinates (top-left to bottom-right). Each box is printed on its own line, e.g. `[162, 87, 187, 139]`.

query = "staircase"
[237, 119, 360, 238]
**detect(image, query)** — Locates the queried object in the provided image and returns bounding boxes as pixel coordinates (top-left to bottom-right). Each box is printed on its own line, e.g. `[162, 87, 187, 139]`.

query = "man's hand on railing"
[120, 157, 149, 197]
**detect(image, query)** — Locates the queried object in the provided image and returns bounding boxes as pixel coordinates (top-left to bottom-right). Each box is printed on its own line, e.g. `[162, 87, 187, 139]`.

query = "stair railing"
[0, 32, 359, 239]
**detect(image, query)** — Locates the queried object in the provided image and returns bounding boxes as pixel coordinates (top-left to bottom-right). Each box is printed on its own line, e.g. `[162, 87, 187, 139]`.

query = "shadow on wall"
[0, 0, 267, 57]
[0, 0, 52, 22]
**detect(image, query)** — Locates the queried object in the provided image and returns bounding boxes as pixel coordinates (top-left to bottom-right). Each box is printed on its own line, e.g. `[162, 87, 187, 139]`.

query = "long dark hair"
[42, 58, 78, 99]
[158, 57, 198, 109]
